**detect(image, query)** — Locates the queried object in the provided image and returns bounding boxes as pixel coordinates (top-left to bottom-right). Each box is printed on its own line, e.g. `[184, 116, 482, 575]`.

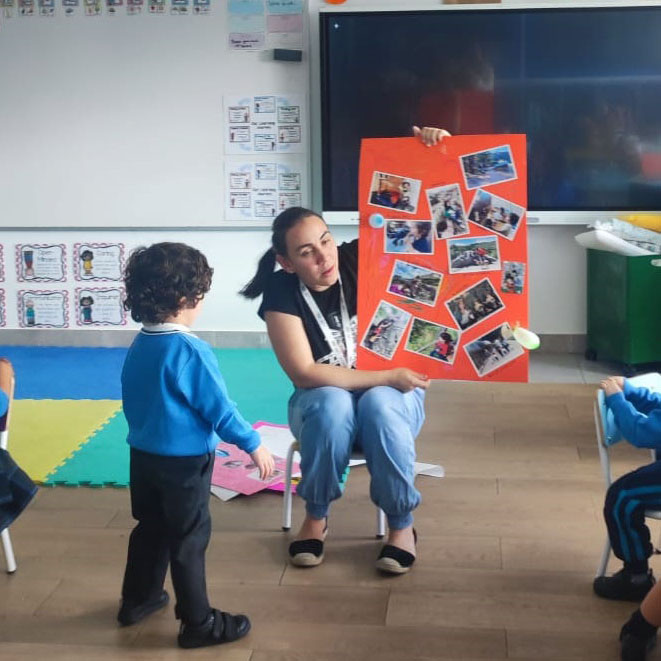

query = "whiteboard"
[0, 8, 308, 228]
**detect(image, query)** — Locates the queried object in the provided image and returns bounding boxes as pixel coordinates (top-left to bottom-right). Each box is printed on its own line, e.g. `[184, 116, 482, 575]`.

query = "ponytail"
[239, 248, 277, 300]
[238, 206, 324, 300]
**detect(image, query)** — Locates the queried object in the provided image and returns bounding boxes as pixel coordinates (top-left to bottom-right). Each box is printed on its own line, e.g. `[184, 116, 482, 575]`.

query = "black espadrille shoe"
[376, 528, 417, 575]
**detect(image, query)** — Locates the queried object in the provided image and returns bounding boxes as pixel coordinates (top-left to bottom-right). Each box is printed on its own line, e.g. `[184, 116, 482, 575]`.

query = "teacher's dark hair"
[239, 206, 323, 300]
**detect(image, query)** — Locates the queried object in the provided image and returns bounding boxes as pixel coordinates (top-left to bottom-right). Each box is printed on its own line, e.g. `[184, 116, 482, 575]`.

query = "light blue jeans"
[288, 385, 426, 530]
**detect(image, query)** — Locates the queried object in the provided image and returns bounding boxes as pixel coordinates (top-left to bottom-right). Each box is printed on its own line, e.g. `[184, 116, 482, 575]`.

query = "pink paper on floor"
[211, 421, 300, 496]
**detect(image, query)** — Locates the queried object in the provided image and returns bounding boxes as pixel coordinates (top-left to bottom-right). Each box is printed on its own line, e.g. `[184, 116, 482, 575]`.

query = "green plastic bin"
[586, 248, 661, 373]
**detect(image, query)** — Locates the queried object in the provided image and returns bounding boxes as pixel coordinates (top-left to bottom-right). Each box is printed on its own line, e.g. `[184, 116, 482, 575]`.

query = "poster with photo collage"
[358, 135, 528, 382]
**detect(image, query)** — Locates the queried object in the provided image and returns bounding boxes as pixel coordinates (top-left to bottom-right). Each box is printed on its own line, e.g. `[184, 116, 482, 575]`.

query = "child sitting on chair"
[118, 242, 274, 648]
[593, 375, 661, 604]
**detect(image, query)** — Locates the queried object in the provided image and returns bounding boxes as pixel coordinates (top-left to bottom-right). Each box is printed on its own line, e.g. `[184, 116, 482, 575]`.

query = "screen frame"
[315, 0, 661, 226]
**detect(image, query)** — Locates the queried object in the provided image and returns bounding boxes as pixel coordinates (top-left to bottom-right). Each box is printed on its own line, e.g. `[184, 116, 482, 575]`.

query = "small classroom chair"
[594, 379, 661, 577]
[282, 441, 386, 539]
[0, 358, 17, 574]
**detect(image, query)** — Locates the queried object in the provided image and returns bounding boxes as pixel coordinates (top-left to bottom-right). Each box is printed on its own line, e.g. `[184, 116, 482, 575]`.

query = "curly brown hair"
[123, 242, 213, 323]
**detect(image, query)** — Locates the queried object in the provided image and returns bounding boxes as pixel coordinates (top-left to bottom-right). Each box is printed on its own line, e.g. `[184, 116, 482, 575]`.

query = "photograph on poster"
[18, 290, 69, 328]
[445, 278, 504, 331]
[75, 287, 126, 326]
[74, 243, 124, 281]
[360, 300, 411, 361]
[384, 220, 433, 255]
[447, 235, 501, 275]
[464, 322, 524, 377]
[501, 261, 526, 294]
[368, 171, 421, 214]
[405, 318, 460, 365]
[426, 183, 469, 239]
[467, 189, 525, 241]
[460, 144, 517, 190]
[16, 244, 66, 282]
[387, 260, 442, 307]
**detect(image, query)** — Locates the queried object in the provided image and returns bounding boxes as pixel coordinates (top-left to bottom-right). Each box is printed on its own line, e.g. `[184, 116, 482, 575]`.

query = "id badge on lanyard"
[299, 275, 356, 368]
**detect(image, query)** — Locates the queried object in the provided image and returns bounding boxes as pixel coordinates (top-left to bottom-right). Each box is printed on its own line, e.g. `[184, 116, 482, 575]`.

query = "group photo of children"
[427, 183, 469, 239]
[445, 278, 504, 331]
[387, 260, 442, 306]
[447, 235, 501, 274]
[464, 321, 524, 377]
[368, 171, 421, 214]
[460, 144, 517, 189]
[385, 220, 433, 255]
[467, 188, 524, 240]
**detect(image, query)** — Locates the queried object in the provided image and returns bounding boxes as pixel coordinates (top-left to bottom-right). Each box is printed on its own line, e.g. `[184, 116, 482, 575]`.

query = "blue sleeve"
[177, 344, 261, 454]
[623, 380, 661, 415]
[0, 390, 7, 418]
[607, 391, 661, 449]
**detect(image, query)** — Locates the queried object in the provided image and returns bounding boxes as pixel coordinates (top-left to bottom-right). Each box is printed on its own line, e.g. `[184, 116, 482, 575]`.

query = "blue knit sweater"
[122, 325, 260, 457]
[606, 380, 661, 450]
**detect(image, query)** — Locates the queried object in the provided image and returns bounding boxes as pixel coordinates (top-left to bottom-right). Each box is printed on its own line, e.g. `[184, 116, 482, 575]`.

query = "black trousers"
[604, 459, 661, 574]
[121, 448, 214, 626]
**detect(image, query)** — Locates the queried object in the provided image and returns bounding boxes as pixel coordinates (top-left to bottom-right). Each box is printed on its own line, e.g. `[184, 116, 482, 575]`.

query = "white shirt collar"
[141, 322, 192, 334]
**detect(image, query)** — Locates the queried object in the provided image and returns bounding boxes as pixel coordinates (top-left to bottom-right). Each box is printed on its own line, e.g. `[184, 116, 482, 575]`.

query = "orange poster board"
[357, 135, 528, 382]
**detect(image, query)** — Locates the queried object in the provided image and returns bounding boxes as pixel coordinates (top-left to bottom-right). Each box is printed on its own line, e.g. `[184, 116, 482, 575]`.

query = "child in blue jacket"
[118, 242, 274, 649]
[594, 375, 661, 606]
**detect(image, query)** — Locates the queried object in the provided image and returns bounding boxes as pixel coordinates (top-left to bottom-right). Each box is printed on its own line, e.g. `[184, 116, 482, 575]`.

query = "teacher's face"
[277, 214, 339, 292]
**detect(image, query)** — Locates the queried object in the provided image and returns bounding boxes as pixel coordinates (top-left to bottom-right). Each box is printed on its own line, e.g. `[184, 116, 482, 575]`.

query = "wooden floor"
[1, 381, 659, 660]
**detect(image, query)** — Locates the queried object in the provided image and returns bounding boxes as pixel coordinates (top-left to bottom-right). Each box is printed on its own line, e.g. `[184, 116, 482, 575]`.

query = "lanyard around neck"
[299, 274, 355, 368]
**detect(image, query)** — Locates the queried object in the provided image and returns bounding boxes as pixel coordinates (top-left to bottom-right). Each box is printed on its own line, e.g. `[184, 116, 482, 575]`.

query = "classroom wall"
[0, 0, 593, 344]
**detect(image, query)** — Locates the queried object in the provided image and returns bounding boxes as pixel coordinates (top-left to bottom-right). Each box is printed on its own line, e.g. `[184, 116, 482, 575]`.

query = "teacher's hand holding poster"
[357, 134, 528, 382]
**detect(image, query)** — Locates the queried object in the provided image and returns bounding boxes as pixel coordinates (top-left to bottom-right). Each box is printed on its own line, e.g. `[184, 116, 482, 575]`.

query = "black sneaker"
[117, 589, 169, 626]
[620, 630, 657, 660]
[593, 569, 655, 602]
[177, 608, 251, 649]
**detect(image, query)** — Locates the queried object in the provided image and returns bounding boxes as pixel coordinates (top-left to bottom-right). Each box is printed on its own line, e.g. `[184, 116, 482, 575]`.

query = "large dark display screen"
[321, 7, 661, 212]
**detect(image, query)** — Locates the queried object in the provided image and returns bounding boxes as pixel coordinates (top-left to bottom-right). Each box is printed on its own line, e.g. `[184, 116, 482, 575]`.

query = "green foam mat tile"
[44, 348, 292, 487]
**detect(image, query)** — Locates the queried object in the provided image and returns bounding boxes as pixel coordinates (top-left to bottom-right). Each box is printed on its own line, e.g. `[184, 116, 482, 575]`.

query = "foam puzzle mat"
[0, 346, 291, 487]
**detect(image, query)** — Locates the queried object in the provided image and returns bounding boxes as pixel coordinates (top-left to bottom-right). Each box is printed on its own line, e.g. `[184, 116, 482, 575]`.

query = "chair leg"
[376, 508, 386, 539]
[1, 528, 17, 574]
[596, 536, 611, 578]
[282, 444, 296, 531]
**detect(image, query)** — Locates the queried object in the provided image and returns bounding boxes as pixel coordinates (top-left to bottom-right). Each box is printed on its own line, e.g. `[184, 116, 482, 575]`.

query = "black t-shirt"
[258, 240, 358, 366]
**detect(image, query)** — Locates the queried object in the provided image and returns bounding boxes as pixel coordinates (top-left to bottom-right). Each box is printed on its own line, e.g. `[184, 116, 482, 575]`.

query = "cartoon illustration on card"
[16, 244, 66, 282]
[74, 243, 124, 281]
[18, 290, 69, 328]
[75, 287, 126, 326]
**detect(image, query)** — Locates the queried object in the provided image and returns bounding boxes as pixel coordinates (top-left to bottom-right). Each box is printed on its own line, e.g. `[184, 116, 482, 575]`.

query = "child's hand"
[413, 126, 451, 147]
[600, 376, 623, 396]
[250, 445, 275, 481]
